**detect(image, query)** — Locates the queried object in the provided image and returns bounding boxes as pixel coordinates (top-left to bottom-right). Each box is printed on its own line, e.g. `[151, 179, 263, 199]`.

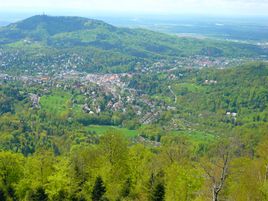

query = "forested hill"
[6, 15, 115, 35]
[0, 15, 267, 73]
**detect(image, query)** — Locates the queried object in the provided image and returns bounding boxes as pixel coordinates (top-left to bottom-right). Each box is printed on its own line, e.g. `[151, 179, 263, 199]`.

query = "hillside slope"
[0, 15, 267, 73]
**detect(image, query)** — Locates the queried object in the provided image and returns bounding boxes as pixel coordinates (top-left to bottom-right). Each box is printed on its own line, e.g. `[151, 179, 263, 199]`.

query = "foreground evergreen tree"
[151, 183, 165, 201]
[30, 187, 48, 201]
[92, 176, 106, 201]
[0, 188, 6, 201]
[121, 178, 131, 198]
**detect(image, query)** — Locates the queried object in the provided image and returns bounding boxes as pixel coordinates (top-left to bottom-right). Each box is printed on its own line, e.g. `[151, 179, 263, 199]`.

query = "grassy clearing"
[86, 125, 139, 137]
[85, 125, 215, 144]
[170, 130, 215, 145]
[173, 83, 205, 94]
[40, 91, 72, 117]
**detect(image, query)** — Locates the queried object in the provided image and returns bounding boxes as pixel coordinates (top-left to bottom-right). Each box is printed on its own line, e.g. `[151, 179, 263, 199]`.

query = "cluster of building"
[85, 73, 132, 88]
[0, 49, 86, 75]
[138, 56, 249, 74]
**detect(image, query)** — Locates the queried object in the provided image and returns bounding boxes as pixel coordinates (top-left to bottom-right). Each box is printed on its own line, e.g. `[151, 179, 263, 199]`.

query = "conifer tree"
[91, 176, 106, 201]
[151, 183, 165, 201]
[30, 187, 48, 201]
[0, 188, 6, 201]
[121, 178, 131, 198]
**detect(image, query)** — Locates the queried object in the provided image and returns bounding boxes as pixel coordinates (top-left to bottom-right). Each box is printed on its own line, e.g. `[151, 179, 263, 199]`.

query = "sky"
[0, 0, 268, 17]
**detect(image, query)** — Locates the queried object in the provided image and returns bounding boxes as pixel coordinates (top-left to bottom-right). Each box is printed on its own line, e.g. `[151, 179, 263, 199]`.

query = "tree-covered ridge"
[12, 15, 115, 34]
[0, 15, 115, 40]
[0, 15, 267, 73]
[127, 62, 268, 130]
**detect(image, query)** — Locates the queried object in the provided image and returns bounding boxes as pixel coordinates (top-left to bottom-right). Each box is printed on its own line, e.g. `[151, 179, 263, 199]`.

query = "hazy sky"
[1, 0, 268, 16]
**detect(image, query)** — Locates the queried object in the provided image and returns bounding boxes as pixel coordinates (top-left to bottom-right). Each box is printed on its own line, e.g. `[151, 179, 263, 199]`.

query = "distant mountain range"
[0, 21, 10, 26]
[0, 15, 267, 73]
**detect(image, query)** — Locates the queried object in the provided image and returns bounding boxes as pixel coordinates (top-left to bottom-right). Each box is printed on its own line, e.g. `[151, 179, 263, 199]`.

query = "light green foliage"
[0, 151, 24, 200]
[165, 164, 203, 201]
[45, 157, 72, 200]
